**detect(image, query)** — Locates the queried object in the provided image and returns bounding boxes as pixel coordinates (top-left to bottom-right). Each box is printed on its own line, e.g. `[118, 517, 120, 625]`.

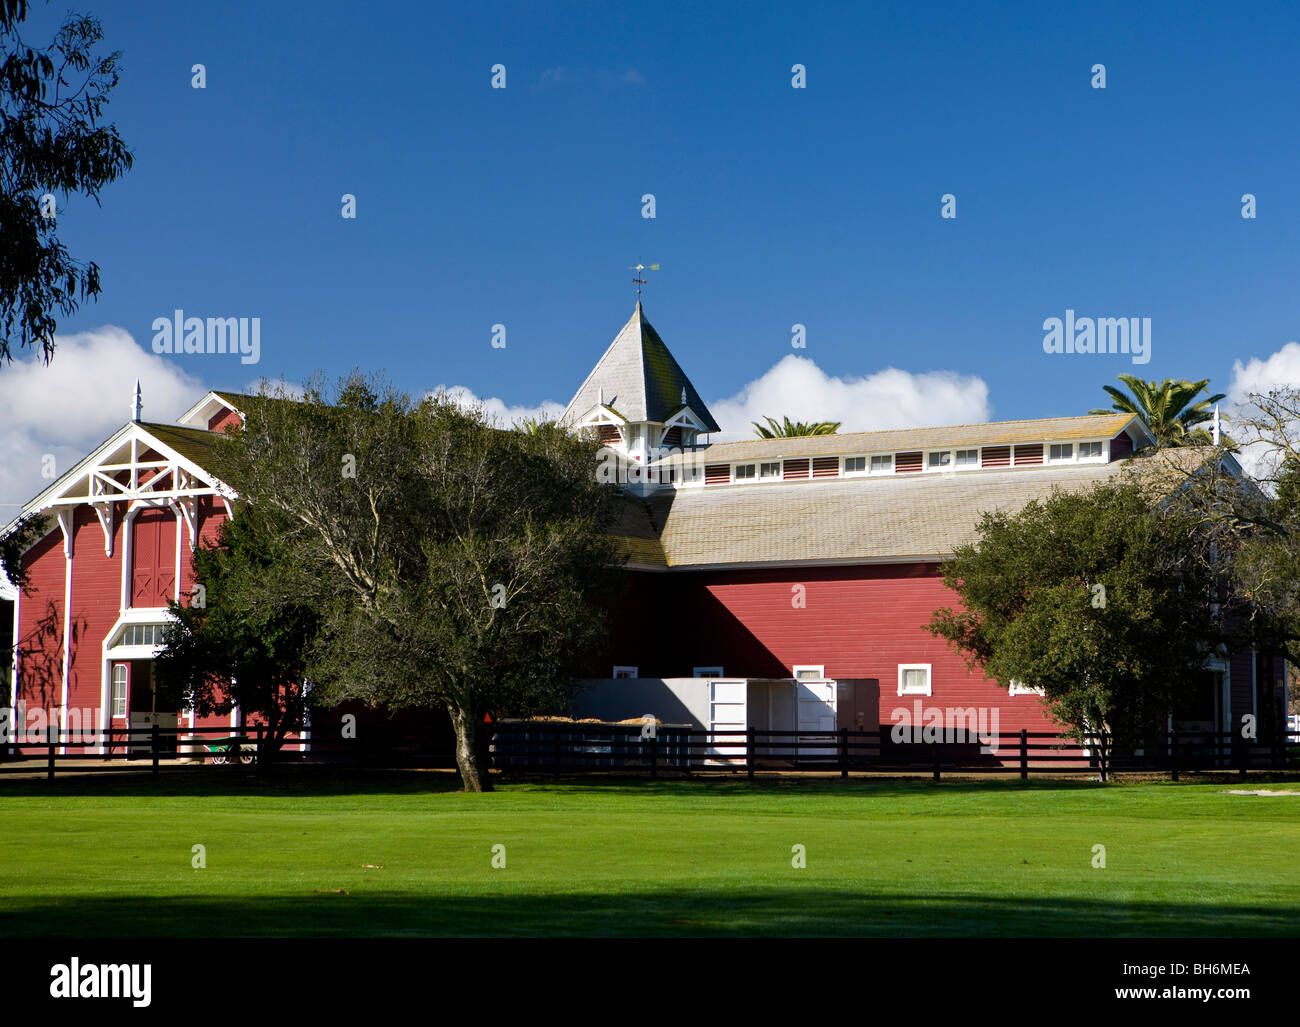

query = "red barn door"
[132, 509, 177, 607]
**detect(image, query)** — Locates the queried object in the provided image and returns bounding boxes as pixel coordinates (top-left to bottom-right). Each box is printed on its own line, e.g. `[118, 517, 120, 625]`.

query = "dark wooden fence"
[488, 723, 1299, 779]
[2, 722, 1295, 781]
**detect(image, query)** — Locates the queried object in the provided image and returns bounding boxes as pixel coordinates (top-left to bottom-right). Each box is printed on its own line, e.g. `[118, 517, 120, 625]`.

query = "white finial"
[1212, 404, 1220, 445]
[598, 385, 604, 408]
[681, 387, 687, 405]
[131, 379, 142, 423]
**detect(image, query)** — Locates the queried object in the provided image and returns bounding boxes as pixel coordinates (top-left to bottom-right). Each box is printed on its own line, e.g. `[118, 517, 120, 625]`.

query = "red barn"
[561, 304, 1282, 758]
[3, 387, 276, 756]
[2, 304, 1286, 763]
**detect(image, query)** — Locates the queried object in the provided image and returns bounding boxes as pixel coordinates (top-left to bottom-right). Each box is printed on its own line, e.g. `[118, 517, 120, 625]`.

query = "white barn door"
[707, 679, 747, 761]
[796, 678, 837, 757]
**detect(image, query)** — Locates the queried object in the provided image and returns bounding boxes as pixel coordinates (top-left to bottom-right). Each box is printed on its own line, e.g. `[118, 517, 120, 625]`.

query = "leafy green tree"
[205, 374, 626, 791]
[1089, 375, 1224, 448]
[927, 477, 1225, 779]
[751, 416, 841, 439]
[1, 0, 133, 364]
[153, 504, 320, 761]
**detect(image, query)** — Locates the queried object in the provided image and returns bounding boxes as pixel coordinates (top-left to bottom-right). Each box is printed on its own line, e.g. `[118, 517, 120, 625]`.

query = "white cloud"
[0, 327, 207, 517]
[707, 355, 991, 440]
[428, 384, 565, 428]
[1227, 342, 1300, 405]
[1226, 341, 1300, 480]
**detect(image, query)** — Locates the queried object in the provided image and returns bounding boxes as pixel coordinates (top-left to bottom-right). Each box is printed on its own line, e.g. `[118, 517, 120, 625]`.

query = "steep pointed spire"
[131, 379, 142, 423]
[562, 304, 720, 432]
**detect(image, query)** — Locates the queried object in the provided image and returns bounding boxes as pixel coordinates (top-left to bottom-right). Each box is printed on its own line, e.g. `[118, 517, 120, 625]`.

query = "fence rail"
[2, 723, 1295, 781]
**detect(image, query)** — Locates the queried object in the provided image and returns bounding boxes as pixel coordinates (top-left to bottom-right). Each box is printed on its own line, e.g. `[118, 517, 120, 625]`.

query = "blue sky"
[4, 0, 1300, 507]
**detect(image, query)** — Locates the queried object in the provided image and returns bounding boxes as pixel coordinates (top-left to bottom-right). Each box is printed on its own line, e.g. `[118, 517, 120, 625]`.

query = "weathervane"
[629, 261, 660, 299]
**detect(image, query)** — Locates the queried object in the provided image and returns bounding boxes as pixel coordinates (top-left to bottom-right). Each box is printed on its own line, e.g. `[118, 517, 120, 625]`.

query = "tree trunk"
[450, 704, 491, 792]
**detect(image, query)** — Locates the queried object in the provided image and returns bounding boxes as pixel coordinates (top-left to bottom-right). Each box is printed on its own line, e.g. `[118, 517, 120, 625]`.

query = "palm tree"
[1088, 375, 1225, 448]
[751, 415, 842, 439]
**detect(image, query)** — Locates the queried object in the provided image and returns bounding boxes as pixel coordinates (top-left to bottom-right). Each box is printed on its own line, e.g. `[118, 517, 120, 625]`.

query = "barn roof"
[653, 413, 1149, 466]
[614, 446, 1224, 569]
[562, 303, 721, 432]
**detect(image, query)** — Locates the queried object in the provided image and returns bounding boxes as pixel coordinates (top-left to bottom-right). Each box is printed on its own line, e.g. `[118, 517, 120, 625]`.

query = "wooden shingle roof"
[615, 446, 1219, 569]
[653, 413, 1147, 466]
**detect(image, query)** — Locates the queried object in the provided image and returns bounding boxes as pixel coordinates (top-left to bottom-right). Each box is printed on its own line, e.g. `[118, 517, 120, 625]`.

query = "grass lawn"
[1, 774, 1297, 937]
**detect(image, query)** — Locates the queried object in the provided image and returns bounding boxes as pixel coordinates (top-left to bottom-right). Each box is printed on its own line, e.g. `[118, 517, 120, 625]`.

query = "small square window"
[898, 664, 932, 696]
[793, 665, 825, 681]
[1049, 444, 1074, 461]
[955, 449, 979, 467]
[843, 456, 866, 474]
[1078, 441, 1102, 459]
[734, 463, 756, 481]
[612, 666, 638, 679]
[870, 455, 892, 473]
[760, 461, 781, 479]
[928, 451, 952, 469]
[693, 666, 724, 678]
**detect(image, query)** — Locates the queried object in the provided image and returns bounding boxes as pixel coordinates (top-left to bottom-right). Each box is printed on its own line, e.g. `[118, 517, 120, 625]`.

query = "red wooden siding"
[981, 446, 1010, 468]
[208, 408, 242, 433]
[1110, 432, 1133, 460]
[662, 427, 682, 448]
[1013, 444, 1043, 466]
[811, 457, 839, 478]
[783, 459, 810, 480]
[597, 425, 621, 445]
[705, 464, 730, 485]
[598, 564, 1064, 737]
[895, 451, 922, 473]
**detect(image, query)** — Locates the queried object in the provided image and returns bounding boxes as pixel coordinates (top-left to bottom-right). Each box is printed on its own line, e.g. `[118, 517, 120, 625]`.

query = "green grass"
[1, 774, 1297, 937]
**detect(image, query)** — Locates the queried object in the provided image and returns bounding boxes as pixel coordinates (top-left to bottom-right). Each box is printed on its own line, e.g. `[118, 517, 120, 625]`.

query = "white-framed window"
[111, 664, 128, 718]
[897, 664, 932, 696]
[760, 461, 781, 479]
[927, 451, 953, 470]
[733, 463, 756, 482]
[955, 449, 979, 467]
[693, 666, 724, 678]
[870, 454, 892, 473]
[843, 456, 866, 475]
[1078, 441, 1103, 459]
[1048, 443, 1074, 462]
[1009, 679, 1045, 696]
[793, 665, 825, 681]
[612, 666, 638, 679]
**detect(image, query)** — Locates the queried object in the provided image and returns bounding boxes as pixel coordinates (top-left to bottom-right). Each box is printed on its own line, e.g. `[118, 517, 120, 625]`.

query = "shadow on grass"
[0, 767, 1117, 800]
[2, 766, 1295, 800]
[4, 889, 1294, 938]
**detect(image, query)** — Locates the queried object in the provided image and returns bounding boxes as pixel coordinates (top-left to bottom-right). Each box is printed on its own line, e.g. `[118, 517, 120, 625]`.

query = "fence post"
[47, 722, 56, 781]
[1169, 727, 1178, 782]
[649, 733, 658, 779]
[255, 725, 263, 769]
[1019, 729, 1028, 781]
[839, 727, 848, 779]
[1235, 729, 1246, 779]
[552, 726, 561, 776]
[151, 723, 160, 778]
[746, 727, 755, 780]
[932, 743, 941, 782]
